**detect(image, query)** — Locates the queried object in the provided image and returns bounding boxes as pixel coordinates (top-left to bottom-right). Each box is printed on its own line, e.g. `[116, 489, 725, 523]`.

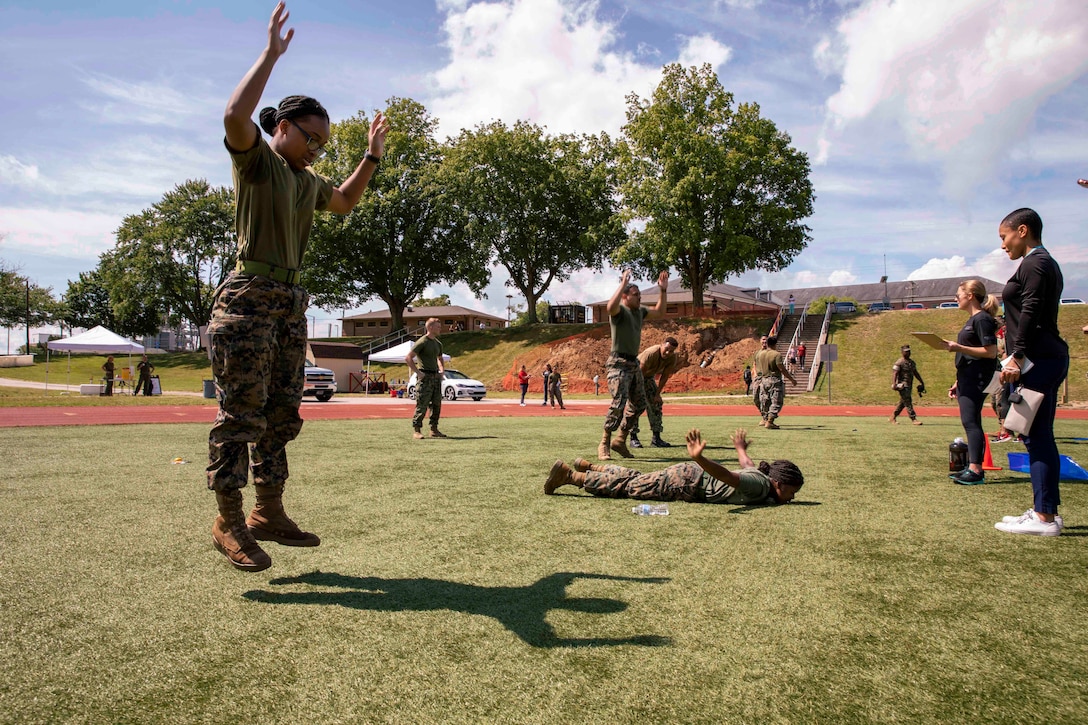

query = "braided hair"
[758, 459, 804, 492]
[258, 95, 329, 136]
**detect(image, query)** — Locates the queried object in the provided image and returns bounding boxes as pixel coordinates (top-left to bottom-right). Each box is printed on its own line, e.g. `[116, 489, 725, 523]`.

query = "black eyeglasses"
[289, 119, 327, 159]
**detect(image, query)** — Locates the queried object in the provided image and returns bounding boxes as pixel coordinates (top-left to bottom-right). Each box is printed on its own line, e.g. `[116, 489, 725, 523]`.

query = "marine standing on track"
[752, 335, 768, 418]
[890, 345, 925, 425]
[598, 269, 668, 460]
[206, 2, 388, 572]
[407, 317, 447, 439]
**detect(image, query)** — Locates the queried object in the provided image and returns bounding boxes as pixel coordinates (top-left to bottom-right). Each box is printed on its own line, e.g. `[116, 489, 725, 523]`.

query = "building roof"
[590, 279, 778, 308]
[343, 305, 506, 322]
[309, 341, 364, 360]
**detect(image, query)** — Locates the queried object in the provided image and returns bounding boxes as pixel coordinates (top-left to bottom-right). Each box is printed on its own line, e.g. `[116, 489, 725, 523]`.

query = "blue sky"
[1, 0, 1086, 346]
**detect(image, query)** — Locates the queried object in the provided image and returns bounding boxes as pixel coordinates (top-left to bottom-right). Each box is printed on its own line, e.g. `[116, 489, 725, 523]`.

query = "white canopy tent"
[46, 326, 145, 392]
[367, 340, 450, 364]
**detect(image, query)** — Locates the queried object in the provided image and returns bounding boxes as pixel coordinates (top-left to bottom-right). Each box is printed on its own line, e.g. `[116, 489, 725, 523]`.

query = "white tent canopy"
[368, 339, 450, 364]
[48, 326, 144, 354]
[45, 326, 144, 392]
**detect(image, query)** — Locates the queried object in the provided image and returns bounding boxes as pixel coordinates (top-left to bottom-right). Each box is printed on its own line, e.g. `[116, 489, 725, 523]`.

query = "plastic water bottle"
[632, 503, 669, 516]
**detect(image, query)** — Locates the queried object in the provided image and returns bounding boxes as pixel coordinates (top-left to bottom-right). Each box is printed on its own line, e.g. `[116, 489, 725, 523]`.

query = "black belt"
[420, 370, 440, 375]
[236, 260, 301, 285]
[613, 353, 638, 362]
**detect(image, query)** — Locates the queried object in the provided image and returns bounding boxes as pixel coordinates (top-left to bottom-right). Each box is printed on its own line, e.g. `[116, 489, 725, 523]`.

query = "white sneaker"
[994, 515, 1062, 536]
[1000, 509, 1064, 529]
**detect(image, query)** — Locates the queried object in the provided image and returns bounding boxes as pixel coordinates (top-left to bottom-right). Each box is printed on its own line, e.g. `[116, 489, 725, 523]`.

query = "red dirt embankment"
[500, 319, 765, 394]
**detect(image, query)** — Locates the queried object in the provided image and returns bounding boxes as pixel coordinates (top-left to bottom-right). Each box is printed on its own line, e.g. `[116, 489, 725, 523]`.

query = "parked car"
[830, 301, 857, 313]
[1060, 298, 1085, 305]
[867, 302, 892, 313]
[936, 302, 959, 309]
[905, 303, 925, 310]
[407, 369, 487, 401]
[303, 360, 337, 402]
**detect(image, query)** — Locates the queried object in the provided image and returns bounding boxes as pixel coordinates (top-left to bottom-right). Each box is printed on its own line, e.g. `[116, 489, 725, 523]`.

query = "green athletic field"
[1, 415, 1086, 723]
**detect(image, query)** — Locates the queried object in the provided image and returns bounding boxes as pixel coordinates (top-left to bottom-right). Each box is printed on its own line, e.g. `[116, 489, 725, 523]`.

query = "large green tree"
[103, 179, 236, 335]
[617, 63, 815, 308]
[305, 98, 489, 331]
[61, 269, 117, 332]
[442, 121, 625, 324]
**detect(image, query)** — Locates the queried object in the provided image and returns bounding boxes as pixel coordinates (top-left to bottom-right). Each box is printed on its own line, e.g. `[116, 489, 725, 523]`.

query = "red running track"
[4, 397, 1087, 428]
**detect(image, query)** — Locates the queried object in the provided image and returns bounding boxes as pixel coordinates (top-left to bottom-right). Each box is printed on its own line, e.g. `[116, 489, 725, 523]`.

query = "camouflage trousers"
[206, 272, 308, 493]
[412, 372, 443, 428]
[604, 354, 647, 433]
[629, 378, 664, 435]
[758, 375, 785, 420]
[583, 461, 705, 502]
[752, 374, 763, 414]
[893, 387, 916, 419]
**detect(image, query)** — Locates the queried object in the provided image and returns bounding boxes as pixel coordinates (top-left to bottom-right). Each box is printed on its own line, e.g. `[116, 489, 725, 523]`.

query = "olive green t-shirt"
[411, 335, 444, 373]
[610, 305, 649, 357]
[700, 467, 773, 505]
[227, 131, 335, 271]
[755, 349, 785, 377]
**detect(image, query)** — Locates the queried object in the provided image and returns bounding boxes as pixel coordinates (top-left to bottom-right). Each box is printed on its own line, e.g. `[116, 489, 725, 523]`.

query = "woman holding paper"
[942, 280, 1000, 484]
[994, 208, 1069, 536]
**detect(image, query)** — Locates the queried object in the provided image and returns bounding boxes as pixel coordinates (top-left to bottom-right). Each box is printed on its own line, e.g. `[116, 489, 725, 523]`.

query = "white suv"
[303, 360, 337, 402]
[407, 369, 486, 401]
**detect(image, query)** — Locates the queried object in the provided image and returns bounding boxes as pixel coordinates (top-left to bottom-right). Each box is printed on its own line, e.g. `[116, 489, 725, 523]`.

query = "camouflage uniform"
[582, 462, 774, 505]
[605, 354, 648, 432]
[206, 272, 309, 492]
[755, 348, 787, 420]
[892, 355, 920, 421]
[629, 345, 681, 437]
[548, 370, 565, 409]
[412, 372, 443, 429]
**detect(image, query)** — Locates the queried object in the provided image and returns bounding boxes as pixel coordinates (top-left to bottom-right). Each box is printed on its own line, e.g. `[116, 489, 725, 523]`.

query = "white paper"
[1000, 355, 1033, 376]
[983, 371, 1002, 395]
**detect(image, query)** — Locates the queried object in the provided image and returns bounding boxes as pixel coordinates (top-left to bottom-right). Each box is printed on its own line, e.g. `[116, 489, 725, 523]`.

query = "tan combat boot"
[430, 426, 447, 438]
[247, 484, 321, 547]
[598, 430, 612, 461]
[573, 457, 605, 473]
[544, 460, 586, 495]
[611, 428, 633, 458]
[413, 426, 424, 439]
[212, 490, 272, 572]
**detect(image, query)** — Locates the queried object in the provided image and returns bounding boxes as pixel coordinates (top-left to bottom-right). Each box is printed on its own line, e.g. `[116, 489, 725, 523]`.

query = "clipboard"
[910, 332, 947, 350]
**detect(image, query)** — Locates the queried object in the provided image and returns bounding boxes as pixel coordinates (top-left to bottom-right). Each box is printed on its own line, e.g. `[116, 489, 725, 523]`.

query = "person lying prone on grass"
[544, 428, 804, 505]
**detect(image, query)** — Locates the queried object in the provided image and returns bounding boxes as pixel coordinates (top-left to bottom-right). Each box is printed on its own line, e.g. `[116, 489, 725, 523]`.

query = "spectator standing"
[941, 280, 1000, 484]
[598, 269, 668, 460]
[788, 294, 796, 315]
[994, 208, 1069, 536]
[407, 317, 446, 439]
[101, 356, 115, 396]
[135, 354, 155, 396]
[743, 365, 753, 395]
[628, 337, 681, 448]
[797, 342, 806, 371]
[593, 373, 600, 395]
[517, 365, 530, 406]
[541, 364, 552, 406]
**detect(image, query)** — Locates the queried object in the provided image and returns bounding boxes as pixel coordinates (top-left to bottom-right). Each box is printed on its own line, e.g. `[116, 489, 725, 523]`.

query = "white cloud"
[907, 249, 1016, 283]
[818, 0, 1088, 199]
[428, 0, 728, 138]
[0, 156, 55, 192]
[827, 269, 858, 286]
[677, 34, 732, 69]
[0, 207, 121, 259]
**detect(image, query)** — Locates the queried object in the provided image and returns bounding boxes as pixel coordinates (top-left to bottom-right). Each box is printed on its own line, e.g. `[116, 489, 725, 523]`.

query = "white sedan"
[407, 369, 487, 401]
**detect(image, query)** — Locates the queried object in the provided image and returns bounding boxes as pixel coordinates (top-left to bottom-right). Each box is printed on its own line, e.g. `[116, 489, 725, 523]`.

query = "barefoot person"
[546, 428, 803, 506]
[206, 2, 388, 572]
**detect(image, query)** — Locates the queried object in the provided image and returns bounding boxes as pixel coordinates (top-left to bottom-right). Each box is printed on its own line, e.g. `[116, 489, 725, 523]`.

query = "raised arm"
[224, 2, 293, 152]
[325, 111, 390, 214]
[605, 269, 631, 318]
[645, 271, 669, 319]
[686, 428, 742, 487]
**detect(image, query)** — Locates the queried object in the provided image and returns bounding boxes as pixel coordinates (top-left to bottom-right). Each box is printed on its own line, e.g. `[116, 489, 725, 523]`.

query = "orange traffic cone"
[981, 435, 1002, 471]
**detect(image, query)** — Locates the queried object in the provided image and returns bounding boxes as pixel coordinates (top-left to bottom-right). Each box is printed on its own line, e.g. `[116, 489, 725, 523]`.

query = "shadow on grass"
[727, 500, 822, 514]
[244, 570, 672, 648]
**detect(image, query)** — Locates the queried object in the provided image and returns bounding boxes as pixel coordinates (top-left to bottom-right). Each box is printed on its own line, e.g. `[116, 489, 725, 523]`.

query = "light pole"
[506, 294, 513, 324]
